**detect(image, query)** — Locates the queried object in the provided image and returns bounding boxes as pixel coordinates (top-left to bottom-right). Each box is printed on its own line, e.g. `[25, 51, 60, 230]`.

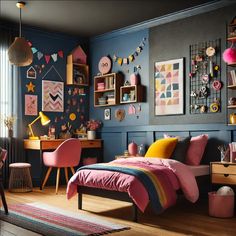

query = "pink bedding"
[67, 157, 199, 212]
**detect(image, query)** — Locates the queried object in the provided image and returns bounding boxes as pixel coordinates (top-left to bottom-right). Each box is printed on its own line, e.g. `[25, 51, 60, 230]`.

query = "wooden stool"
[9, 163, 33, 192]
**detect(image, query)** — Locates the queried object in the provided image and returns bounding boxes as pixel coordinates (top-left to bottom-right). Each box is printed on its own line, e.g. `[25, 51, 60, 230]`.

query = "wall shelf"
[120, 85, 144, 104]
[94, 73, 123, 107]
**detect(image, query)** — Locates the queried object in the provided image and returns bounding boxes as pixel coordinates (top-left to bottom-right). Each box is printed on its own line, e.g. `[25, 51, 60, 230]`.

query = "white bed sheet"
[187, 165, 210, 177]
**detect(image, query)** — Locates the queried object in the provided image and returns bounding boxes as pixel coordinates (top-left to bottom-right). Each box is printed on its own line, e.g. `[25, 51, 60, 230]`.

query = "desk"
[24, 139, 103, 189]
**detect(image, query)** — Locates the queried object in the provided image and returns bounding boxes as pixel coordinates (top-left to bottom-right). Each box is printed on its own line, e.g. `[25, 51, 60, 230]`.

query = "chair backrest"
[54, 138, 82, 167]
[0, 148, 7, 169]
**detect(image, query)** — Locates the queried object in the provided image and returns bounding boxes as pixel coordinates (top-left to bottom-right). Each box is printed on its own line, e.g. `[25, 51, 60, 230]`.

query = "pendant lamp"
[8, 1, 33, 67]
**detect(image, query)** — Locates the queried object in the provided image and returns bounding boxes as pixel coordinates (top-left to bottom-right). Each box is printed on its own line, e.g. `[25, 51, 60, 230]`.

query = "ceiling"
[1, 0, 218, 37]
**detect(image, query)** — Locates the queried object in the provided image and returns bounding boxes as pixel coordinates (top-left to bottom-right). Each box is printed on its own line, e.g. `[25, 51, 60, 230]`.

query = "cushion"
[163, 134, 191, 162]
[185, 134, 208, 165]
[145, 137, 178, 158]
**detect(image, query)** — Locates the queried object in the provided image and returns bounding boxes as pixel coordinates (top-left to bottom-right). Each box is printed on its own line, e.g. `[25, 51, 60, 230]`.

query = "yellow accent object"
[145, 138, 178, 158]
[117, 58, 123, 66]
[69, 113, 76, 121]
[28, 111, 50, 139]
[26, 81, 35, 92]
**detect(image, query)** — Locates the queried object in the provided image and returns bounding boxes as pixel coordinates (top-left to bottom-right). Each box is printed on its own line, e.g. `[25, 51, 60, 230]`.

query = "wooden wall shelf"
[94, 73, 123, 107]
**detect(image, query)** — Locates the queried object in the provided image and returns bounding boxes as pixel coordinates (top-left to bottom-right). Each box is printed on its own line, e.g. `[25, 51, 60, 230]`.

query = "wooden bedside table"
[210, 162, 236, 185]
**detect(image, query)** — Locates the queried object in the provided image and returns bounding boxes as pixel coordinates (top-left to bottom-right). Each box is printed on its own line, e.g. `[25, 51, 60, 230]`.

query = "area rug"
[0, 202, 130, 236]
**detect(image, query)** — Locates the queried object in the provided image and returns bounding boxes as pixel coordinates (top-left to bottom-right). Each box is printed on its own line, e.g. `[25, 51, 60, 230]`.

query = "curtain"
[0, 27, 24, 186]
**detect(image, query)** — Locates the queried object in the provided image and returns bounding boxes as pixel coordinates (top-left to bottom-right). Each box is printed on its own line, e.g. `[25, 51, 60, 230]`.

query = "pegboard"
[189, 39, 221, 114]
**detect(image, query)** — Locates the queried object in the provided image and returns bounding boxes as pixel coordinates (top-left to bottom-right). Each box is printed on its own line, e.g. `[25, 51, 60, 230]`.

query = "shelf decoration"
[189, 39, 221, 114]
[25, 95, 38, 116]
[28, 41, 64, 64]
[113, 37, 147, 66]
[26, 81, 35, 92]
[27, 66, 36, 79]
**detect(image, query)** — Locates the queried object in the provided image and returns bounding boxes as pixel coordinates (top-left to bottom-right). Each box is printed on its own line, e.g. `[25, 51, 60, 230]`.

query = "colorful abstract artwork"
[42, 80, 64, 112]
[25, 95, 38, 116]
[154, 58, 184, 115]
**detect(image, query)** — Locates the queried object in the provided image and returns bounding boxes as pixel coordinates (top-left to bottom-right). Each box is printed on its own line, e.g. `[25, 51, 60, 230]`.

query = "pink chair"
[0, 148, 8, 214]
[42, 138, 81, 194]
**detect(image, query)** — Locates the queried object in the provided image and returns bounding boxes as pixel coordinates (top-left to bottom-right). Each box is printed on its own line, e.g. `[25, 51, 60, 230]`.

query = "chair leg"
[42, 167, 52, 190]
[64, 167, 68, 183]
[56, 168, 60, 194]
[70, 167, 75, 175]
[0, 182, 8, 214]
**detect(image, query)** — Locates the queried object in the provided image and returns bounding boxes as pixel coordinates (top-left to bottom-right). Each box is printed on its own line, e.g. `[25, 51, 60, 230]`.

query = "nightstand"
[210, 162, 236, 185]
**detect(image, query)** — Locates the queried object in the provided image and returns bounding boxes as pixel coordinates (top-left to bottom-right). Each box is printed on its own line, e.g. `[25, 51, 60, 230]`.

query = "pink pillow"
[185, 134, 208, 165]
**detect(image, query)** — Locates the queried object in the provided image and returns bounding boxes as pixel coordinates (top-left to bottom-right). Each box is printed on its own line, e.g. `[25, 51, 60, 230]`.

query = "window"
[0, 30, 18, 138]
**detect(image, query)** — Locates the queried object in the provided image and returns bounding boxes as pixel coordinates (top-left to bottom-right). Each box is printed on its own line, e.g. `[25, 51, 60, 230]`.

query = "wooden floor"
[0, 186, 236, 236]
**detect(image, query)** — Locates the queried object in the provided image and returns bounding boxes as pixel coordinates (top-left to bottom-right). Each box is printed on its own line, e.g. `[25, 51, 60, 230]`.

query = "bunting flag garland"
[113, 37, 146, 66]
[27, 41, 64, 64]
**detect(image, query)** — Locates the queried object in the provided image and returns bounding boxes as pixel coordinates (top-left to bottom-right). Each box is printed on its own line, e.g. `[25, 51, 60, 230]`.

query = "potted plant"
[1, 115, 16, 138]
[86, 119, 102, 140]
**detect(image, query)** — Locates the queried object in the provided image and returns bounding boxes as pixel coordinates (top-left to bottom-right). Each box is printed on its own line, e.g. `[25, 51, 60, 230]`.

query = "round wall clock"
[98, 56, 112, 74]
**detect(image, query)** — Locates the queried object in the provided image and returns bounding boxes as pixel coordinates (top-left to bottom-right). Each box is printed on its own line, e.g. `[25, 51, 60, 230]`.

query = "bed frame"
[78, 185, 138, 221]
[77, 174, 210, 222]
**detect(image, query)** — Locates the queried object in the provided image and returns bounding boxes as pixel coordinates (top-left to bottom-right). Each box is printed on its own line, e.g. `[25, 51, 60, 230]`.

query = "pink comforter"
[66, 157, 199, 212]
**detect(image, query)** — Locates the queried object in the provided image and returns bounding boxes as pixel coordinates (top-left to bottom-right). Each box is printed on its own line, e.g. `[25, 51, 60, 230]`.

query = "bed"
[66, 157, 210, 221]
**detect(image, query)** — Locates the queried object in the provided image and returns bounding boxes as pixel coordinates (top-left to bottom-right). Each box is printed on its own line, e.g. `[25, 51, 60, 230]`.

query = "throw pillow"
[185, 134, 208, 165]
[163, 134, 191, 162]
[145, 137, 178, 158]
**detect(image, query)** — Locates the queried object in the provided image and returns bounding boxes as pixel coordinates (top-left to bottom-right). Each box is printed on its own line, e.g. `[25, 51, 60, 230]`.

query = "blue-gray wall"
[89, 2, 236, 162]
[21, 28, 89, 138]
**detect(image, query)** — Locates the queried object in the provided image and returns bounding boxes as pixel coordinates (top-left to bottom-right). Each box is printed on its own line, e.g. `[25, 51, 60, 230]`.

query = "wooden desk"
[24, 139, 103, 189]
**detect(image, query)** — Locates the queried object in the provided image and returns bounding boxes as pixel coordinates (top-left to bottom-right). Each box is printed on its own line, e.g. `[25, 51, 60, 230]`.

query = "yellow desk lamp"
[28, 111, 50, 140]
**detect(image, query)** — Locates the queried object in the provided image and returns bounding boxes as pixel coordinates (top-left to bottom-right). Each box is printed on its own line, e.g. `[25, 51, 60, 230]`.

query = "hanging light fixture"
[8, 1, 33, 67]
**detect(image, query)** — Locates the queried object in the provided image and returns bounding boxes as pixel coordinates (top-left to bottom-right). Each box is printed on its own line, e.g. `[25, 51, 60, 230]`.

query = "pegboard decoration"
[189, 39, 221, 114]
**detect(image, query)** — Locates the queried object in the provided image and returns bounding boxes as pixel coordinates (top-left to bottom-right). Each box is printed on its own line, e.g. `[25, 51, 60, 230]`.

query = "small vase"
[128, 141, 138, 156]
[87, 130, 96, 140]
[8, 129, 13, 138]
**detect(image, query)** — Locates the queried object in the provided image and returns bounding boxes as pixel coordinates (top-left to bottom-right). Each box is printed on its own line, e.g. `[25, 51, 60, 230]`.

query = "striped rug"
[0, 203, 130, 236]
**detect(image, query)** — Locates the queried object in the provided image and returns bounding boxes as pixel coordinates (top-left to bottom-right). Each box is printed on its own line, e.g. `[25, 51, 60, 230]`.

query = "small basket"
[208, 192, 234, 218]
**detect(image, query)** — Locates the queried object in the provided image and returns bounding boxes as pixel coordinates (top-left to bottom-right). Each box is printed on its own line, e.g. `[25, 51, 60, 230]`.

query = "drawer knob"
[223, 164, 229, 167]
[224, 174, 229, 177]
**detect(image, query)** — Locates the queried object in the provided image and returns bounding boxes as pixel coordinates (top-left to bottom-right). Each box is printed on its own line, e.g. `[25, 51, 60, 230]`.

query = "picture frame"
[25, 95, 38, 116]
[154, 58, 184, 116]
[27, 66, 37, 79]
[42, 80, 64, 112]
[104, 108, 111, 120]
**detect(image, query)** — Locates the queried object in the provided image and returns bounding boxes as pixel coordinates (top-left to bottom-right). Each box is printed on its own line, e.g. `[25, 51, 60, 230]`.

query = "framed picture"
[42, 80, 64, 112]
[154, 58, 184, 116]
[104, 108, 111, 120]
[25, 95, 38, 116]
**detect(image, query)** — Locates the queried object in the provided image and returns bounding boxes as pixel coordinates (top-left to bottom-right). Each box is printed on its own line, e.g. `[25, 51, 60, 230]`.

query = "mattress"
[188, 165, 210, 177]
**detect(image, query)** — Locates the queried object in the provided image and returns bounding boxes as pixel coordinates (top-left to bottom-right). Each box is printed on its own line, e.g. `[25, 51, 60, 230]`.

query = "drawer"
[212, 173, 236, 185]
[80, 140, 102, 148]
[211, 163, 236, 175]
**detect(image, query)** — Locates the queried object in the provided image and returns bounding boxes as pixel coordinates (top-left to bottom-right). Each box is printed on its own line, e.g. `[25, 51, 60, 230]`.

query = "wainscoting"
[100, 123, 235, 163]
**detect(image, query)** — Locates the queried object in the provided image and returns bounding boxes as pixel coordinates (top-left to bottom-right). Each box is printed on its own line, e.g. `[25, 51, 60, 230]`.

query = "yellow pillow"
[145, 137, 178, 158]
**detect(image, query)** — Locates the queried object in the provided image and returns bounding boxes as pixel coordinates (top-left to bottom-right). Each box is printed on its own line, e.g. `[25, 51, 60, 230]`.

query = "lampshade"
[8, 1, 33, 67]
[39, 111, 50, 126]
[8, 37, 33, 66]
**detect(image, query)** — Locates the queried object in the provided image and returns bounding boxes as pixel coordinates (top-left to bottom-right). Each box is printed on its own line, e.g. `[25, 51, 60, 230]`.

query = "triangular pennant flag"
[117, 58, 123, 66]
[51, 53, 58, 62]
[31, 47, 38, 54]
[37, 51, 43, 60]
[58, 50, 63, 58]
[28, 41, 32, 47]
[45, 55, 51, 64]
[128, 55, 134, 62]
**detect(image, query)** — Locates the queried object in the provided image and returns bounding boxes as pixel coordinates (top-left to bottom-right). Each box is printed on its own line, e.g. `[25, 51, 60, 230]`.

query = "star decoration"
[26, 82, 35, 92]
